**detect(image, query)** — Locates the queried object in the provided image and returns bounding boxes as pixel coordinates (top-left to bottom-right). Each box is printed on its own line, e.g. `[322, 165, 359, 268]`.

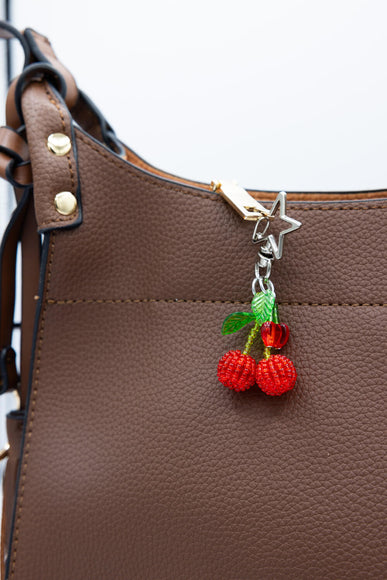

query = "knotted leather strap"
[24, 28, 79, 110]
[1, 20, 123, 154]
[0, 126, 32, 186]
[1, 22, 79, 130]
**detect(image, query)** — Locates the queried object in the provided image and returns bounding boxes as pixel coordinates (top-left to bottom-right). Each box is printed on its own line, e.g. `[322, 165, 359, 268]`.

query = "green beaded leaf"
[251, 291, 276, 322]
[221, 312, 256, 335]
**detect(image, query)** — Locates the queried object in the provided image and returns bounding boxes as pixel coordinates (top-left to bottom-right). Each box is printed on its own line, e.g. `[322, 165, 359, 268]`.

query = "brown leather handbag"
[0, 22, 386, 580]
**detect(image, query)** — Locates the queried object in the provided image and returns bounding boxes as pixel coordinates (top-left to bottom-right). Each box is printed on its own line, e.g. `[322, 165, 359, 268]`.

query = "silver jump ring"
[255, 259, 272, 281]
[252, 216, 270, 243]
[252, 277, 275, 296]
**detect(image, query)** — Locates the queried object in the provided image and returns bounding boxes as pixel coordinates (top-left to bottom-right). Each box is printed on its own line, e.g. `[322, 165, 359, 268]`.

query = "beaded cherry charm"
[217, 290, 274, 392]
[217, 292, 297, 396]
[214, 183, 302, 397]
[256, 355, 297, 396]
[217, 350, 256, 392]
[255, 305, 297, 395]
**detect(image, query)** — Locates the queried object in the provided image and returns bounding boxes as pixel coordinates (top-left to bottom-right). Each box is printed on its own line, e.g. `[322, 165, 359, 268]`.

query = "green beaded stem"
[264, 303, 277, 358]
[242, 321, 261, 355]
[271, 304, 280, 323]
[221, 292, 278, 357]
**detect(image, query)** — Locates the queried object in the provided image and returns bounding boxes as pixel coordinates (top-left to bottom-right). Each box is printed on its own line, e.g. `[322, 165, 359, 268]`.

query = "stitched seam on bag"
[40, 83, 77, 227]
[10, 234, 56, 578]
[76, 133, 387, 210]
[45, 298, 387, 307]
[44, 83, 75, 191]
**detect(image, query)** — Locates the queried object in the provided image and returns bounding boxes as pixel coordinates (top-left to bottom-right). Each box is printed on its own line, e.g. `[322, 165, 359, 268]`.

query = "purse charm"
[212, 182, 302, 396]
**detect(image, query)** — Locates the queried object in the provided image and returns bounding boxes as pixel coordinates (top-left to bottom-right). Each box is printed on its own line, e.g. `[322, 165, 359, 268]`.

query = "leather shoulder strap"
[0, 187, 40, 407]
[23, 28, 79, 110]
[1, 23, 79, 129]
[0, 20, 122, 409]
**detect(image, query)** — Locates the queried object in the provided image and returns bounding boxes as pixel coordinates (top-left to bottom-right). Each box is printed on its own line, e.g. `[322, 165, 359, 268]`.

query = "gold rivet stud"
[54, 191, 77, 215]
[47, 133, 71, 156]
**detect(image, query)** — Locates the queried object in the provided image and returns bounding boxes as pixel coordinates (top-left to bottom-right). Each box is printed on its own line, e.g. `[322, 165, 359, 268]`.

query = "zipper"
[211, 179, 270, 221]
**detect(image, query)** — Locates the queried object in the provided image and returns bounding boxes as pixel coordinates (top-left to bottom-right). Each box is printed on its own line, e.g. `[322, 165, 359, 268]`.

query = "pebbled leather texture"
[48, 132, 386, 306]
[5, 120, 387, 579]
[21, 81, 81, 232]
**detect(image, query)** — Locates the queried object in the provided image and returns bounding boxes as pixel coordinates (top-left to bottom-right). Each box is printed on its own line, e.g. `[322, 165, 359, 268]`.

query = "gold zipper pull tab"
[211, 179, 269, 221]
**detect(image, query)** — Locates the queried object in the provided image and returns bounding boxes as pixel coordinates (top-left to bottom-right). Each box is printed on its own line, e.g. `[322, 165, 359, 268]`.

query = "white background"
[10, 0, 387, 190]
[0, 0, 387, 518]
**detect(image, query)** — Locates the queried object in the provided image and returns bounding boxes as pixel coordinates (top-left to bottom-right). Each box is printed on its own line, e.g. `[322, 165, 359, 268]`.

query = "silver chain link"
[251, 239, 275, 296]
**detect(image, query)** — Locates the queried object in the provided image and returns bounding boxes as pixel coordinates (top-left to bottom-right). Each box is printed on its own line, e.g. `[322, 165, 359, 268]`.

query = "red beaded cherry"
[217, 350, 256, 392]
[260, 321, 289, 348]
[255, 354, 297, 396]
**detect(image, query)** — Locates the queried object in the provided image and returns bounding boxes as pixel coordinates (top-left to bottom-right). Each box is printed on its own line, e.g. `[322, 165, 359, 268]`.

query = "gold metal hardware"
[211, 179, 270, 220]
[54, 191, 77, 215]
[47, 133, 71, 156]
[0, 443, 10, 461]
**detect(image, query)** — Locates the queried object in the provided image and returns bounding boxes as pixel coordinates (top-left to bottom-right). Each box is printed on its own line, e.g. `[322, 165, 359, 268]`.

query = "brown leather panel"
[9, 298, 386, 579]
[21, 81, 80, 230]
[2, 22, 386, 579]
[7, 126, 387, 578]
[45, 130, 387, 307]
[27, 30, 78, 111]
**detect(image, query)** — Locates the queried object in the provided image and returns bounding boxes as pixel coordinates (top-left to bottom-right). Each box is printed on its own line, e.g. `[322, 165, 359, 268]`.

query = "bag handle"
[1, 22, 78, 129]
[0, 23, 83, 407]
[0, 190, 29, 395]
[0, 189, 39, 405]
[23, 28, 79, 109]
[0, 20, 30, 69]
[2, 22, 124, 155]
[0, 20, 125, 407]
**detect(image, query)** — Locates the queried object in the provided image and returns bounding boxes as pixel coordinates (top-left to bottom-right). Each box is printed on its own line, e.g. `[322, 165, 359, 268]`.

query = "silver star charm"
[252, 191, 301, 259]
